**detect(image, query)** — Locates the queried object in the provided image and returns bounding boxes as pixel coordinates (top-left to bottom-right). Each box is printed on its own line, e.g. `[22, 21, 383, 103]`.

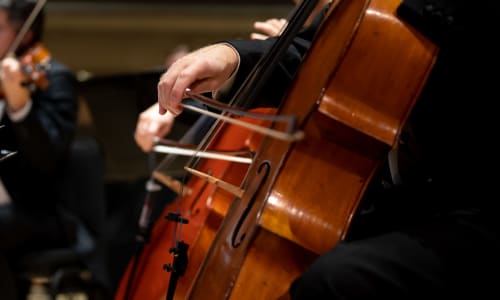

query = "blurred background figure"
[250, 17, 287, 40]
[251, 0, 330, 40]
[0, 0, 79, 299]
[164, 44, 190, 69]
[134, 45, 190, 153]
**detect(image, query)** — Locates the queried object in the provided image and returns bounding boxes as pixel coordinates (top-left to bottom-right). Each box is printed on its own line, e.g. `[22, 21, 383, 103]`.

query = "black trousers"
[289, 209, 499, 299]
[0, 254, 17, 300]
[0, 204, 76, 300]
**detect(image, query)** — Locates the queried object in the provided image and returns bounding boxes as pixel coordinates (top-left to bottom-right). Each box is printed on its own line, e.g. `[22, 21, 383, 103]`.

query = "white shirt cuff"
[7, 99, 33, 122]
[213, 43, 241, 100]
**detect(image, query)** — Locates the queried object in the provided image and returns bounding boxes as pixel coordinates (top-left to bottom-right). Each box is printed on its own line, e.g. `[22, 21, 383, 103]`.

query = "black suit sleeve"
[223, 4, 329, 109]
[11, 59, 78, 174]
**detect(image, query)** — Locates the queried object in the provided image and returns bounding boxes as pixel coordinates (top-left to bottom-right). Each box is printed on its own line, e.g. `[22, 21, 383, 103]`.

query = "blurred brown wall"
[44, 2, 293, 78]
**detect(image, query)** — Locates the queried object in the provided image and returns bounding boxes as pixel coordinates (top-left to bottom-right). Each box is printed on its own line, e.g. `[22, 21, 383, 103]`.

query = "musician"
[0, 0, 78, 298]
[157, 0, 500, 299]
[135, 1, 329, 152]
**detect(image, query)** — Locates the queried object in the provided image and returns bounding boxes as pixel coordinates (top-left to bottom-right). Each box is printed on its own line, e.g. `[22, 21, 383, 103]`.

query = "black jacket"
[0, 58, 78, 212]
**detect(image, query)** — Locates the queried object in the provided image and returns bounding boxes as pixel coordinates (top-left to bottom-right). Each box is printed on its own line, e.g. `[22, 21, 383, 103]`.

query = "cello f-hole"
[231, 161, 271, 248]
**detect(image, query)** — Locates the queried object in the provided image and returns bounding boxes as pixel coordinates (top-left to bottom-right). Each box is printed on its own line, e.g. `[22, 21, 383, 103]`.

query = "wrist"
[7, 99, 32, 122]
[8, 101, 27, 112]
[221, 42, 241, 80]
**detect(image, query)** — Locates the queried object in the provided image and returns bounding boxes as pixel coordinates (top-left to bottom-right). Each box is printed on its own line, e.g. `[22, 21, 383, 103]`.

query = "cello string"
[181, 0, 320, 174]
[164, 0, 323, 238]
[180, 0, 321, 164]
[157, 3, 322, 298]
[154, 0, 321, 197]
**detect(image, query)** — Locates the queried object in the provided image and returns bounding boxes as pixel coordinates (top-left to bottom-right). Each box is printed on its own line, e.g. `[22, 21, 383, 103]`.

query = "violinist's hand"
[0, 56, 30, 112]
[250, 18, 287, 40]
[157, 43, 239, 116]
[134, 103, 175, 152]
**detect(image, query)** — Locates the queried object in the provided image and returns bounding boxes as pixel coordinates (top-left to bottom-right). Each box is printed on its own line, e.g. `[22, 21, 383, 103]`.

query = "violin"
[18, 43, 51, 91]
[0, 0, 49, 99]
[0, 42, 51, 97]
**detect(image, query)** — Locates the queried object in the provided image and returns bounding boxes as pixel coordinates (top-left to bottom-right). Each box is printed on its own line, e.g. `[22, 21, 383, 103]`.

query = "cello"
[180, 0, 438, 299]
[115, 107, 276, 300]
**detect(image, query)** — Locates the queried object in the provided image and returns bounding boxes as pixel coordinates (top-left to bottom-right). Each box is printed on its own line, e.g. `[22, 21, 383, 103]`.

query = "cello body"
[115, 109, 275, 300]
[185, 0, 438, 299]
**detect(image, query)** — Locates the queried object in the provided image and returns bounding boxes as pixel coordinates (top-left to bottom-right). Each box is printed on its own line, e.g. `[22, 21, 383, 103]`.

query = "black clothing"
[225, 0, 500, 298]
[290, 211, 498, 299]
[0, 58, 78, 212]
[0, 57, 78, 299]
[227, 5, 324, 109]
